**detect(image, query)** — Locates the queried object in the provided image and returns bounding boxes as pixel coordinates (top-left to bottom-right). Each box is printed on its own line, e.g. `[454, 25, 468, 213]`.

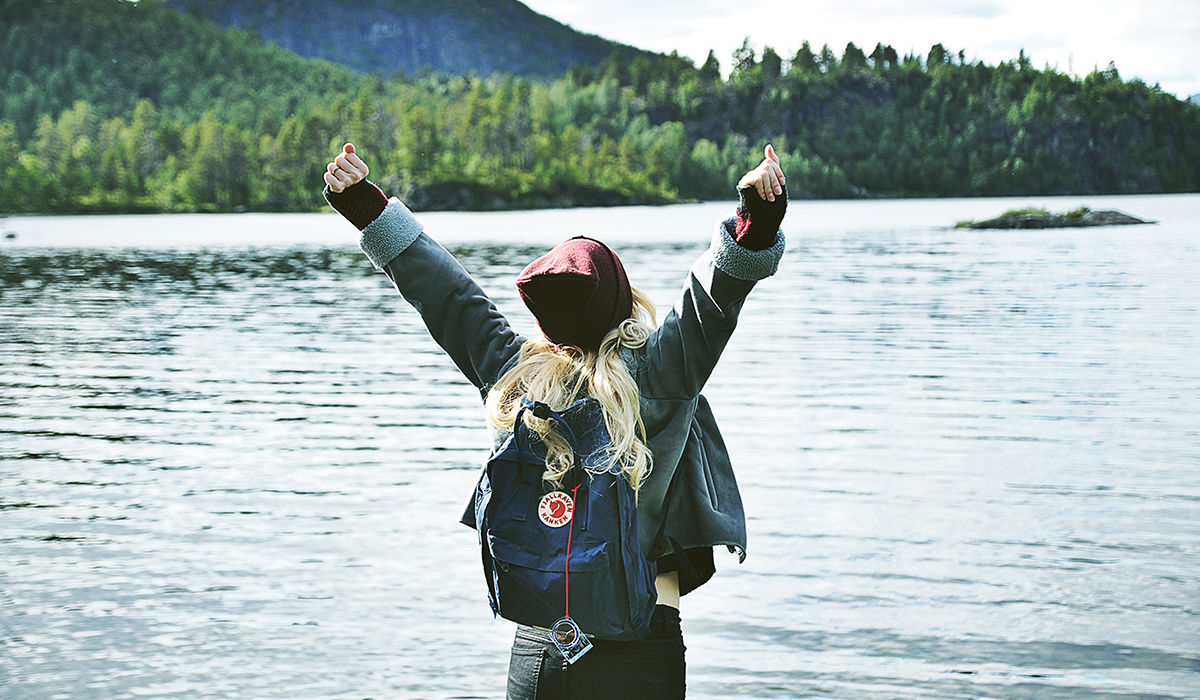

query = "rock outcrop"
[960, 209, 1154, 229]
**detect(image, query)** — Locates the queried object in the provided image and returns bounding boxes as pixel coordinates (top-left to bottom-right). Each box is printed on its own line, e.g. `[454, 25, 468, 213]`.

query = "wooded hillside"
[166, 0, 656, 78]
[1, 0, 1197, 214]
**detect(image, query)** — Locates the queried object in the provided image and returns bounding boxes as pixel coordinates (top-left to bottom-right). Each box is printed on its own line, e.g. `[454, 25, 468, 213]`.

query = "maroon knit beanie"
[516, 236, 633, 350]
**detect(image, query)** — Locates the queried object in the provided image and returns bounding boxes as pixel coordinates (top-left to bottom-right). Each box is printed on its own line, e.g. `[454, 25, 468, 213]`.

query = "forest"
[2, 0, 1198, 214]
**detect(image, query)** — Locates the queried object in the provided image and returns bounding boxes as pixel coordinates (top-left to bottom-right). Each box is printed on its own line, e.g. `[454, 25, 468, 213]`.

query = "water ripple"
[3, 199, 1199, 698]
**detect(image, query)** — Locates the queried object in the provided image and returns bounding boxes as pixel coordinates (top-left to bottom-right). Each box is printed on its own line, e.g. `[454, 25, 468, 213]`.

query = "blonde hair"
[485, 287, 658, 493]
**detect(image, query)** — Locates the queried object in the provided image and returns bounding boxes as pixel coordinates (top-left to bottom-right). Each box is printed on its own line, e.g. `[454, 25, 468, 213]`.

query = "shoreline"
[3, 190, 1199, 219]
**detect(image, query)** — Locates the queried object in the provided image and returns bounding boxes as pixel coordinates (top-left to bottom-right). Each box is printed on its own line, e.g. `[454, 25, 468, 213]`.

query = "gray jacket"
[355, 198, 785, 589]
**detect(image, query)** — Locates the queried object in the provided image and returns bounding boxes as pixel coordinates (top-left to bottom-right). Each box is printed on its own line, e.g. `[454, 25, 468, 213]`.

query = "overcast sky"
[521, 0, 1200, 100]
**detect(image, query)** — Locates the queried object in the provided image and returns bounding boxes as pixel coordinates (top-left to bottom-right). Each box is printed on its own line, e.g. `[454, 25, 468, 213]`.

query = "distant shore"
[3, 192, 1192, 218]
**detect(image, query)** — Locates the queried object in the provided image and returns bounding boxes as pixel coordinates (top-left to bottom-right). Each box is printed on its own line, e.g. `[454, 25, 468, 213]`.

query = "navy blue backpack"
[472, 397, 667, 643]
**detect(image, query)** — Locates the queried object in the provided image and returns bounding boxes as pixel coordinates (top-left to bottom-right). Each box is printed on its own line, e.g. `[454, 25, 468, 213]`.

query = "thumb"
[765, 143, 778, 163]
[344, 143, 355, 155]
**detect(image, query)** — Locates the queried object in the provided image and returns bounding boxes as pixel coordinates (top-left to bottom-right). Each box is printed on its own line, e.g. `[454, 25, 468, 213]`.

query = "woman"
[323, 143, 787, 699]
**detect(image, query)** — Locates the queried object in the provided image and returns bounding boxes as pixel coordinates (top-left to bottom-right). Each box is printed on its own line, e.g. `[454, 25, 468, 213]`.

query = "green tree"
[732, 38, 757, 76]
[174, 112, 251, 212]
[841, 43, 868, 72]
[818, 44, 839, 73]
[791, 42, 819, 75]
[928, 43, 949, 68]
[698, 50, 721, 83]
[0, 120, 37, 212]
[869, 43, 898, 71]
[761, 47, 783, 82]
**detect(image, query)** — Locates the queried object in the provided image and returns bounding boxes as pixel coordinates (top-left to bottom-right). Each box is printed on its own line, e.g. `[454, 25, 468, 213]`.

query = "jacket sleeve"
[357, 197, 526, 392]
[636, 208, 785, 401]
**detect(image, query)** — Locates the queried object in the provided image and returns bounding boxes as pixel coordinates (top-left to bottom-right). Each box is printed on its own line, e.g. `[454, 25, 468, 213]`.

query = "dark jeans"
[506, 606, 686, 700]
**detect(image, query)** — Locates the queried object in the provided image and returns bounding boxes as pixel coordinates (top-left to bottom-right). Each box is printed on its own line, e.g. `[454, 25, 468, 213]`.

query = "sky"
[520, 0, 1200, 100]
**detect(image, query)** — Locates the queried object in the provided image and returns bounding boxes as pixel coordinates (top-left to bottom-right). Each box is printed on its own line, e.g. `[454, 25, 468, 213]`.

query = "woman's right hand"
[324, 143, 369, 193]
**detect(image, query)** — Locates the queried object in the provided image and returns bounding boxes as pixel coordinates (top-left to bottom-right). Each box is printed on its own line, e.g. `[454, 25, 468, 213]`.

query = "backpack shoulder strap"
[517, 398, 579, 455]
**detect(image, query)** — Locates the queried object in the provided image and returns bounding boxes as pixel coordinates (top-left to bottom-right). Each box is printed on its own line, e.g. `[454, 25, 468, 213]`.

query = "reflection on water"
[2, 196, 1199, 699]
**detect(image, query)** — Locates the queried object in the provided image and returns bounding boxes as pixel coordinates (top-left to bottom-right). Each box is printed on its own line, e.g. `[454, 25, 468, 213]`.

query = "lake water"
[2, 194, 1199, 699]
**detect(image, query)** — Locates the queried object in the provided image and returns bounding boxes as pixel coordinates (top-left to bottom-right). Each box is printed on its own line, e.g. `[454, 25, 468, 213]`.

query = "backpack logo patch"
[538, 491, 574, 528]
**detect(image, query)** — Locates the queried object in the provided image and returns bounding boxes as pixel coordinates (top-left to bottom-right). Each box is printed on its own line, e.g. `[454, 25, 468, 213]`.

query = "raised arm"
[323, 144, 525, 393]
[635, 145, 788, 400]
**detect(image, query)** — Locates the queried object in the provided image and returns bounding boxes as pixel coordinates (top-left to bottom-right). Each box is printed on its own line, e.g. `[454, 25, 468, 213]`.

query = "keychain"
[551, 616, 592, 664]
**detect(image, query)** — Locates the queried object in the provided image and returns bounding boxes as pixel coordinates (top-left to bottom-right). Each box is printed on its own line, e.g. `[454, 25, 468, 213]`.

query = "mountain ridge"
[167, 0, 662, 77]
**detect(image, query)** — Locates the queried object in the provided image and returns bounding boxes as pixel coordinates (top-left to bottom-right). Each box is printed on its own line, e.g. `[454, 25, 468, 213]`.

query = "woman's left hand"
[738, 144, 786, 202]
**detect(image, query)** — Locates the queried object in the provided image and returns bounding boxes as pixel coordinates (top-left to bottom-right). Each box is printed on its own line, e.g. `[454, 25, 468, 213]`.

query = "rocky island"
[957, 207, 1155, 229]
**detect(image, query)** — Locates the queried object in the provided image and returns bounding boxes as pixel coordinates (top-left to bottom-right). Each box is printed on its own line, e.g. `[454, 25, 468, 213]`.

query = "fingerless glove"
[733, 184, 788, 251]
[323, 179, 390, 231]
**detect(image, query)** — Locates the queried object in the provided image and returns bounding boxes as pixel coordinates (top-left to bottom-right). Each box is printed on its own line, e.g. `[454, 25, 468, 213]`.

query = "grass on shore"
[956, 206, 1091, 228]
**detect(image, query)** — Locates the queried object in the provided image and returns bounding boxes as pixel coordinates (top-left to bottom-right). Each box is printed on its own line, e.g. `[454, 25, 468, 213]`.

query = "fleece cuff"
[358, 198, 424, 269]
[711, 215, 785, 281]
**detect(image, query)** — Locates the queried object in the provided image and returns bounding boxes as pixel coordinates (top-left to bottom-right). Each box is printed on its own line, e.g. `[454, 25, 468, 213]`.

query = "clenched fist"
[324, 143, 369, 193]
